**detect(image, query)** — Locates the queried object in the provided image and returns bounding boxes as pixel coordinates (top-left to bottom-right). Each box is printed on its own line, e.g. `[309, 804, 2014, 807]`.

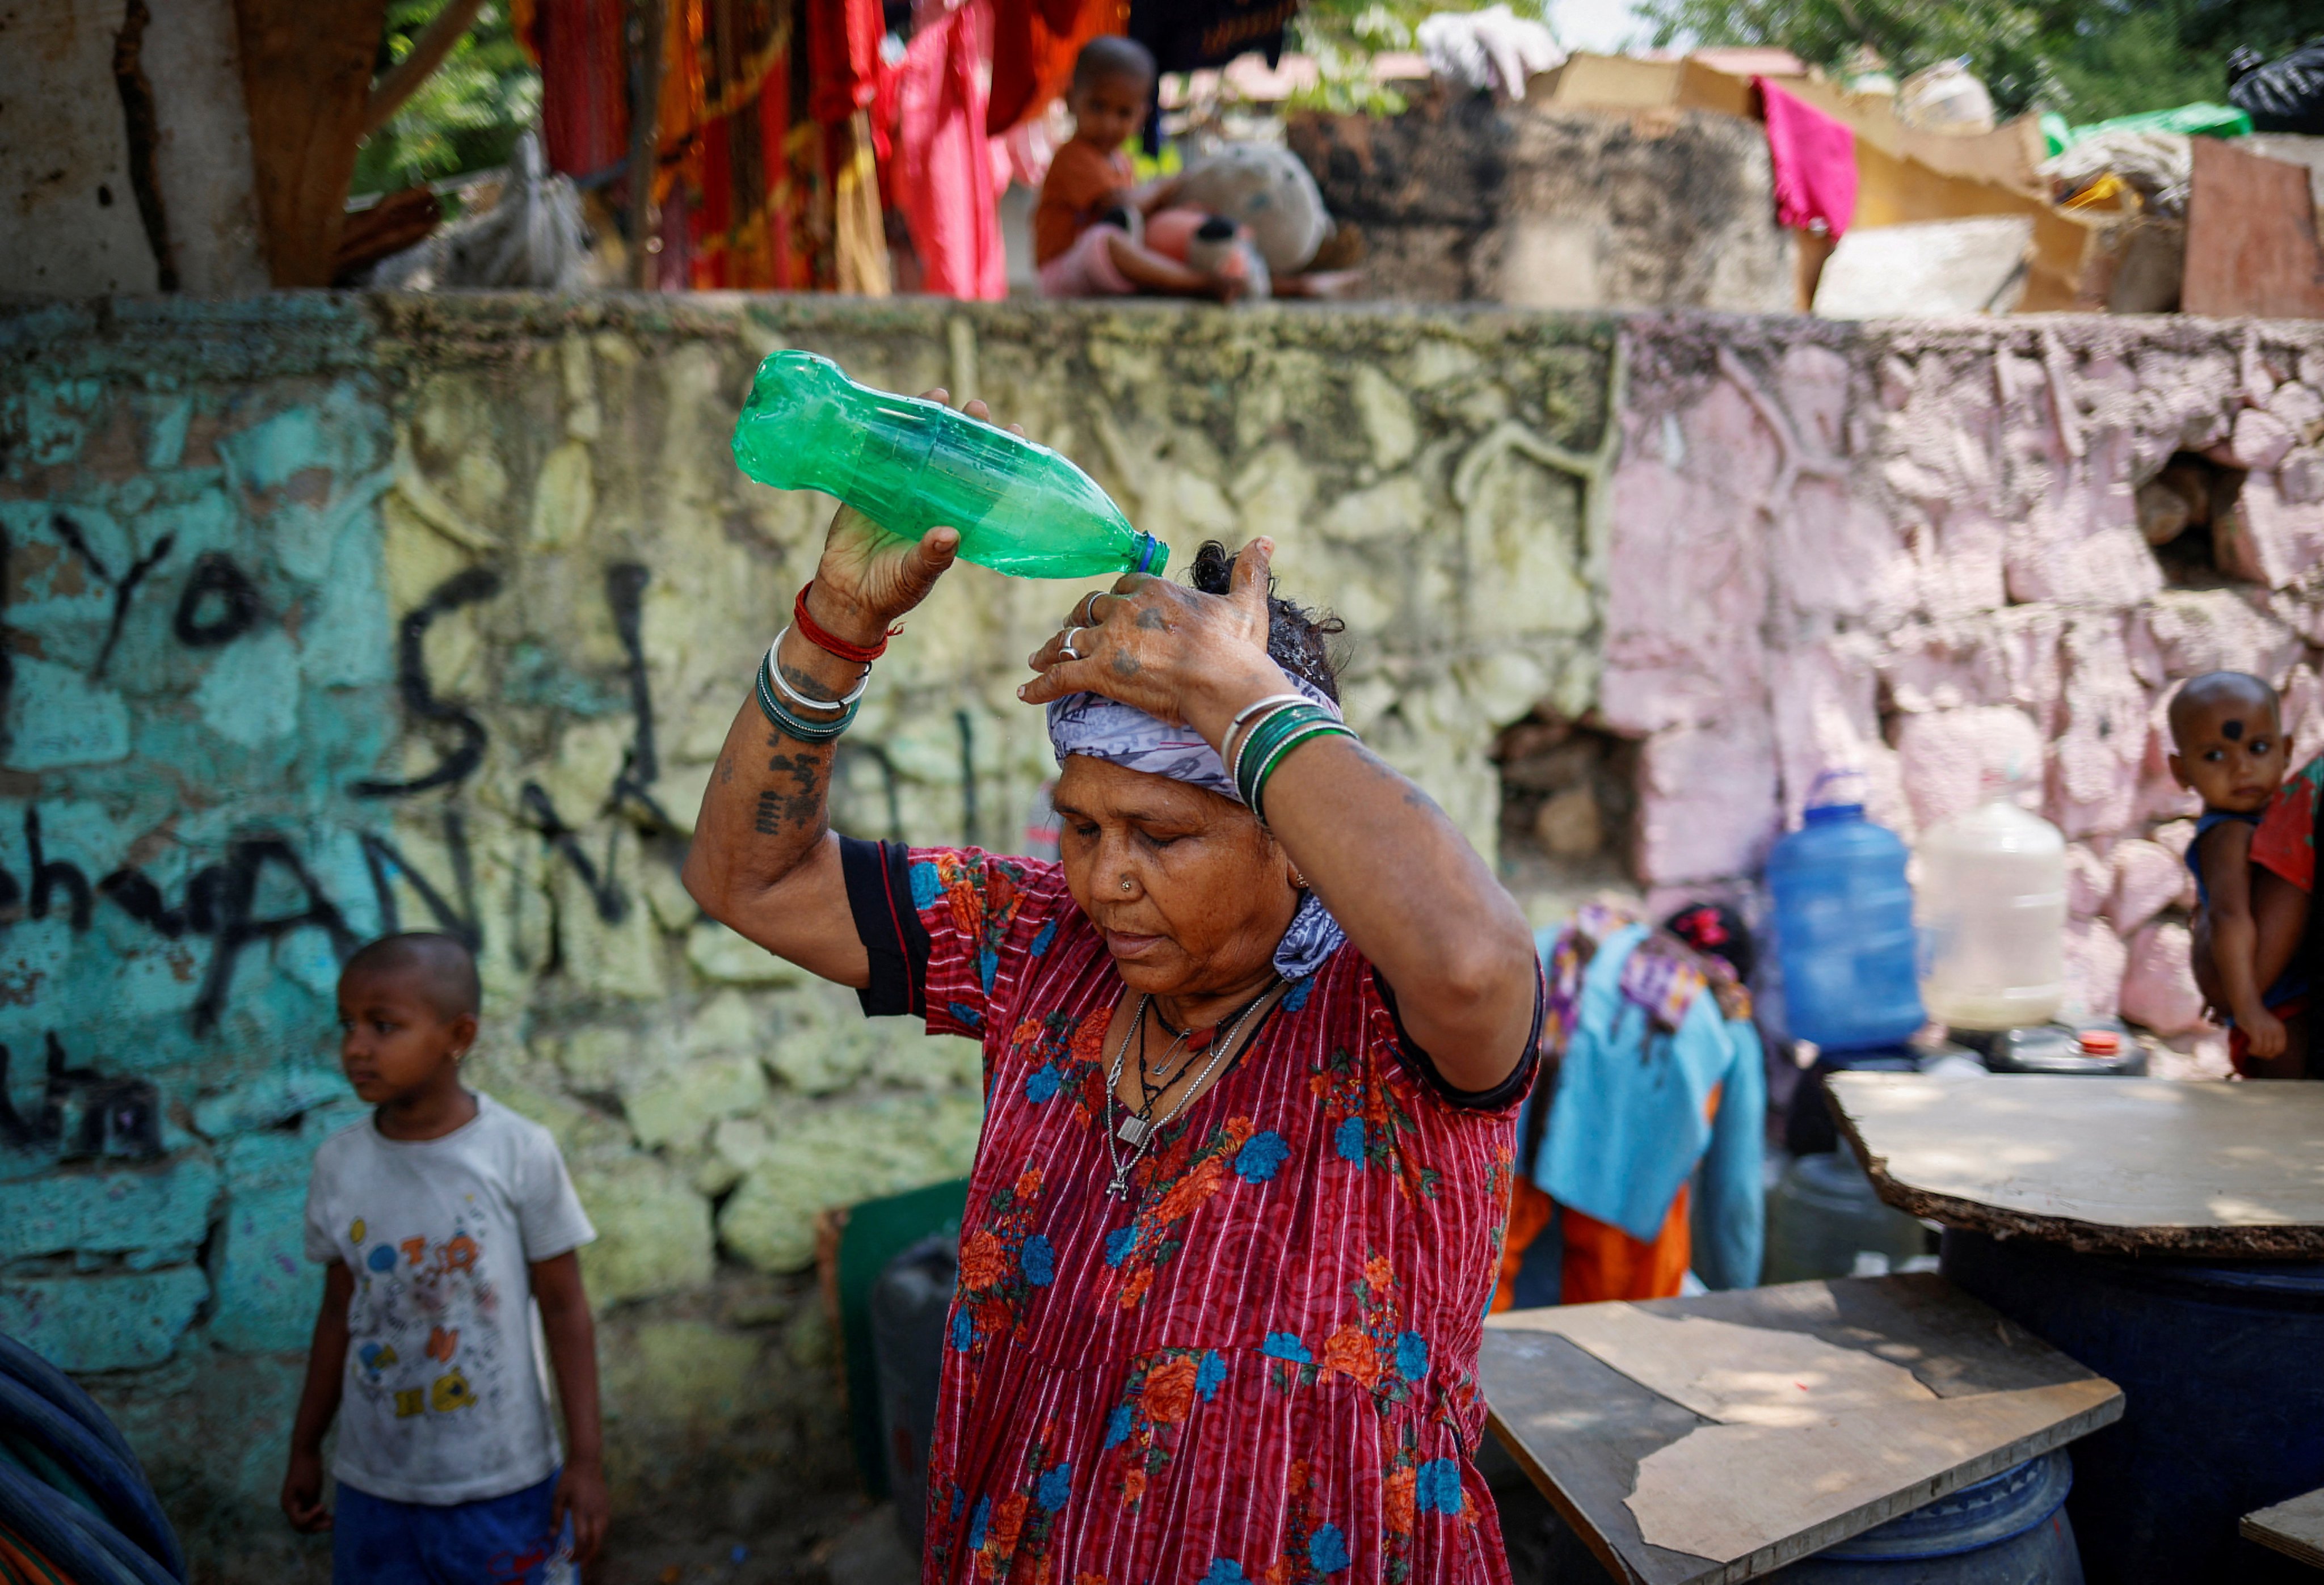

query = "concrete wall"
[3, 294, 2321, 1574]
[1291, 101, 1799, 313]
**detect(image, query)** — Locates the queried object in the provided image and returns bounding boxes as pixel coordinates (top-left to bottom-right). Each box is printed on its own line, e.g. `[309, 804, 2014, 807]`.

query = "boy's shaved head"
[1073, 34, 1155, 92]
[342, 932, 481, 1022]
[2169, 670, 2280, 743]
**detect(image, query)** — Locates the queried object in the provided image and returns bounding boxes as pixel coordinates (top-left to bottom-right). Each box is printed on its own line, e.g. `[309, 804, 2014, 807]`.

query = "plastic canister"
[1917, 786, 2066, 1031]
[1767, 773, 1925, 1052]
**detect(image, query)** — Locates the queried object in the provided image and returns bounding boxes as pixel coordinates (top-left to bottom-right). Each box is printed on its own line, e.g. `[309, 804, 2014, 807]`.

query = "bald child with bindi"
[2169, 672, 2294, 1059]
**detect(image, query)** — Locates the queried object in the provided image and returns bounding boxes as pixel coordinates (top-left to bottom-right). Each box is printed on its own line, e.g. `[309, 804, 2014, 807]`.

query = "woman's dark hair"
[1187, 540, 1345, 704]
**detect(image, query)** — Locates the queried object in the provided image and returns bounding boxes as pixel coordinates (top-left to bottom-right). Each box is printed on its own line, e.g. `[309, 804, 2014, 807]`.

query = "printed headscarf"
[1045, 675, 1346, 979]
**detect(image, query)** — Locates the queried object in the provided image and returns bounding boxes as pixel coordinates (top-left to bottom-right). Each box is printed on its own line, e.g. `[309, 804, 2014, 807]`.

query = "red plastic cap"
[2077, 1030, 2121, 1056]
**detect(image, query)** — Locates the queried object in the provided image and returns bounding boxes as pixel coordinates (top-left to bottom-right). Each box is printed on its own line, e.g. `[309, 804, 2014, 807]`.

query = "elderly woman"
[685, 396, 1541, 1584]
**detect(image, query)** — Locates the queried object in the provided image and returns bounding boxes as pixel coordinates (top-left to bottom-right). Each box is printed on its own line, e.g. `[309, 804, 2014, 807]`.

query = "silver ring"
[1077, 592, 1107, 626]
[1059, 626, 1085, 661]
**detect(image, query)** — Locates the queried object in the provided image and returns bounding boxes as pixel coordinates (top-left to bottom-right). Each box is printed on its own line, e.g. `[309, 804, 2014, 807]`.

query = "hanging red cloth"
[897, 0, 1008, 300]
[809, 0, 886, 124]
[512, 0, 629, 180]
[986, 0, 1126, 136]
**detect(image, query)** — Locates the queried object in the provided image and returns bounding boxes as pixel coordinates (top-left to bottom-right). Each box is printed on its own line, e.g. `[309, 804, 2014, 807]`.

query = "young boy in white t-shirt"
[281, 933, 607, 1582]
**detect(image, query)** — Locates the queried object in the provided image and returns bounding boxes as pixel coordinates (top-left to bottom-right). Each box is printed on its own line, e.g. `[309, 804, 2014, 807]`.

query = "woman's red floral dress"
[841, 841, 1537, 1585]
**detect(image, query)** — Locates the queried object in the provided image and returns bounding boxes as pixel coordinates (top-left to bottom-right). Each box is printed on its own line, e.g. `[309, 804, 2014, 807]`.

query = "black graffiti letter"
[24, 810, 92, 931]
[190, 840, 356, 1034]
[96, 867, 186, 937]
[53, 511, 175, 678]
[603, 561, 672, 828]
[353, 566, 504, 799]
[171, 551, 262, 647]
[520, 782, 626, 924]
[359, 812, 482, 951]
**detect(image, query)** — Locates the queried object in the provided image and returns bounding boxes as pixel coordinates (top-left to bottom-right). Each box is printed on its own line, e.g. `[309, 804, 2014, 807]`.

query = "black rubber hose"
[0, 1376, 181, 1582]
[0, 1454, 174, 1585]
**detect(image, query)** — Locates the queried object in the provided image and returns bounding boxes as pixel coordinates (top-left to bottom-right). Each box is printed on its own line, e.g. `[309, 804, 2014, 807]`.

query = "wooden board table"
[1479, 1275, 2123, 1585]
[2247, 1489, 2324, 1570]
[1826, 1072, 2324, 1257]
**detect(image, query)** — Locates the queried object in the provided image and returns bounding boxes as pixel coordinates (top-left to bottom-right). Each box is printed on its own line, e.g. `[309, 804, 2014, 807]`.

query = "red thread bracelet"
[793, 581, 902, 664]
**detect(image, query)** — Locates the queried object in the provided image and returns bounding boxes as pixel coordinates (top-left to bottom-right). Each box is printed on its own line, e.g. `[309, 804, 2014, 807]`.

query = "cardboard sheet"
[1624, 1380, 2116, 1563]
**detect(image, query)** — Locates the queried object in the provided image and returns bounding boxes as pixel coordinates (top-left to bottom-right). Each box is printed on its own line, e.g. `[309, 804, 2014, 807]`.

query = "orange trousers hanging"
[1493, 1083, 1720, 1310]
[1492, 1179, 1693, 1310]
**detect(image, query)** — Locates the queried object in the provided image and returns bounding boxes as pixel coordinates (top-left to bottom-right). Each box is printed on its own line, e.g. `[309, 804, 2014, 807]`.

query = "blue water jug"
[1767, 773, 1924, 1052]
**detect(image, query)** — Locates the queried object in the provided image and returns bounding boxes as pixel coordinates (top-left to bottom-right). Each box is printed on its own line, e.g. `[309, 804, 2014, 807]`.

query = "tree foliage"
[352, 0, 542, 197]
[1634, 0, 2318, 120]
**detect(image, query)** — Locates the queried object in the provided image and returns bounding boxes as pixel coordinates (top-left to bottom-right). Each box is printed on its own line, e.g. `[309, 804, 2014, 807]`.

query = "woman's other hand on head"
[807, 394, 1026, 646]
[1019, 536, 1284, 737]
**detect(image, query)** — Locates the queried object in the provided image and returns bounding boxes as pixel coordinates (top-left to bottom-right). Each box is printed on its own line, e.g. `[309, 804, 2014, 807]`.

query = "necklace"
[1102, 980, 1280, 1200]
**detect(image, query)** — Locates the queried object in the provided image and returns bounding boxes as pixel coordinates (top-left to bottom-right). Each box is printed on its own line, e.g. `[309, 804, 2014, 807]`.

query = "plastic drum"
[1770, 1449, 2081, 1583]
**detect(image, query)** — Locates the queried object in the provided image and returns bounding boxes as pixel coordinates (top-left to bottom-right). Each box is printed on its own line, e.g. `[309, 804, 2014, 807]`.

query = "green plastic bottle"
[731, 351, 1167, 580]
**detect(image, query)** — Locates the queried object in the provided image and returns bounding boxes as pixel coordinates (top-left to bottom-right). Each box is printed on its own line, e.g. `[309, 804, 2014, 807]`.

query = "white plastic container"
[1915, 788, 2067, 1030]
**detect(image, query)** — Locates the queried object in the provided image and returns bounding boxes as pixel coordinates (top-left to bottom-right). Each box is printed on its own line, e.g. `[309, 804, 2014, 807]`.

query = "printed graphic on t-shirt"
[344, 1210, 507, 1429]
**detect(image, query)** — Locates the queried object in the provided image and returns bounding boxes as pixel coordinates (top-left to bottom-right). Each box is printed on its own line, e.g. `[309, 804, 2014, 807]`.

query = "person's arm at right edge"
[2203, 823, 2285, 1057]
[281, 1261, 353, 1532]
[2249, 865, 2310, 1078]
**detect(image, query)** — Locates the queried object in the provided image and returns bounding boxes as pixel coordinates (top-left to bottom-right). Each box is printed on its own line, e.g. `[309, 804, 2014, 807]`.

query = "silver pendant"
[1115, 1114, 1151, 1147]
[1105, 1169, 1135, 1199]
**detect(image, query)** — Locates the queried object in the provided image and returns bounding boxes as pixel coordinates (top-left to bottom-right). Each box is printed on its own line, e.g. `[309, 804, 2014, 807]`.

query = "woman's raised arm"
[1018, 538, 1539, 1090]
[683, 393, 995, 986]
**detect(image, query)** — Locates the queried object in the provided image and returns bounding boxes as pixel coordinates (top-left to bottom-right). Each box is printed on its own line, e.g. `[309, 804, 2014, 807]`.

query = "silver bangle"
[767, 628, 871, 712]
[1226, 697, 1312, 791]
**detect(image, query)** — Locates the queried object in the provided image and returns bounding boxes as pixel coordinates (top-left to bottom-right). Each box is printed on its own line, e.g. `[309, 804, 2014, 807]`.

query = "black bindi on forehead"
[2222, 718, 2245, 741]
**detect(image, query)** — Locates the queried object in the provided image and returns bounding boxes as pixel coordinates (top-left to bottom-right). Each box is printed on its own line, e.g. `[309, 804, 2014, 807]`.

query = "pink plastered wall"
[1600, 317, 2324, 1059]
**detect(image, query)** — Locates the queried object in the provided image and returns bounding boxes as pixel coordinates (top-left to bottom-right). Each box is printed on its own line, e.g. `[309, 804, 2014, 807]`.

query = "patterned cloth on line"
[839, 838, 1540, 1585]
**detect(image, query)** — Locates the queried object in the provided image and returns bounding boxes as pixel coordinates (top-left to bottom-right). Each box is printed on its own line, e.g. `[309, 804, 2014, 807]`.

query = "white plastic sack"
[1417, 5, 1564, 100]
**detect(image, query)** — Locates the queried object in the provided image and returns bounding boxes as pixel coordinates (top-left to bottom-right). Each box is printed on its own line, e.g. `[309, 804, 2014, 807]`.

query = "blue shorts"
[333, 1468, 574, 1584]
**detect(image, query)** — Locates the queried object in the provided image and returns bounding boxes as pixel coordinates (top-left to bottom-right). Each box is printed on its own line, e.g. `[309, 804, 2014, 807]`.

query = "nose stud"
[1119, 876, 1134, 893]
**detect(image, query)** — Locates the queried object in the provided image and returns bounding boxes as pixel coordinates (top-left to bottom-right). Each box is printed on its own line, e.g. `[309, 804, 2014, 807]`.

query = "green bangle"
[1233, 703, 1335, 807]
[1251, 722, 1356, 823]
[1227, 698, 1313, 792]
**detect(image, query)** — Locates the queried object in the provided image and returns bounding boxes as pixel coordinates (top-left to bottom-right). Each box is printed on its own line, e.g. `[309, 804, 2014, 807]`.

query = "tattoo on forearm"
[756, 751, 827, 836]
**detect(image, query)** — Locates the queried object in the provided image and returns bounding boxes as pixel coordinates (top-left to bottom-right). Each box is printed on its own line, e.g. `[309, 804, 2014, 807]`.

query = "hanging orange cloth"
[987, 0, 1127, 136]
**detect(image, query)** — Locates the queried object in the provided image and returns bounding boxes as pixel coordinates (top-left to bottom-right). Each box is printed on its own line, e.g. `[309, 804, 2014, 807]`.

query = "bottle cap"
[1803, 767, 1867, 821]
[1132, 534, 1168, 575]
[2077, 1030, 2121, 1056]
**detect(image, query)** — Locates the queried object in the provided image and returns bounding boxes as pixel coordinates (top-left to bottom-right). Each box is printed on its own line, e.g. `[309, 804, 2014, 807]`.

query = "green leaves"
[1633, 0, 2317, 121]
[353, 0, 542, 201]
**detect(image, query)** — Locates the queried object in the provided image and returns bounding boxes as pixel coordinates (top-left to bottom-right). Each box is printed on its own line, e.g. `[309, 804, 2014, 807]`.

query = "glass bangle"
[1233, 705, 1336, 804]
[1228, 700, 1315, 793]
[1251, 723, 1357, 823]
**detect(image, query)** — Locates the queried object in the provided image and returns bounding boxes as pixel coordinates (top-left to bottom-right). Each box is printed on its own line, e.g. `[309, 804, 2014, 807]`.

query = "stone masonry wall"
[1603, 314, 2324, 1062]
[0, 293, 1611, 1578]
[3, 294, 2322, 1576]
